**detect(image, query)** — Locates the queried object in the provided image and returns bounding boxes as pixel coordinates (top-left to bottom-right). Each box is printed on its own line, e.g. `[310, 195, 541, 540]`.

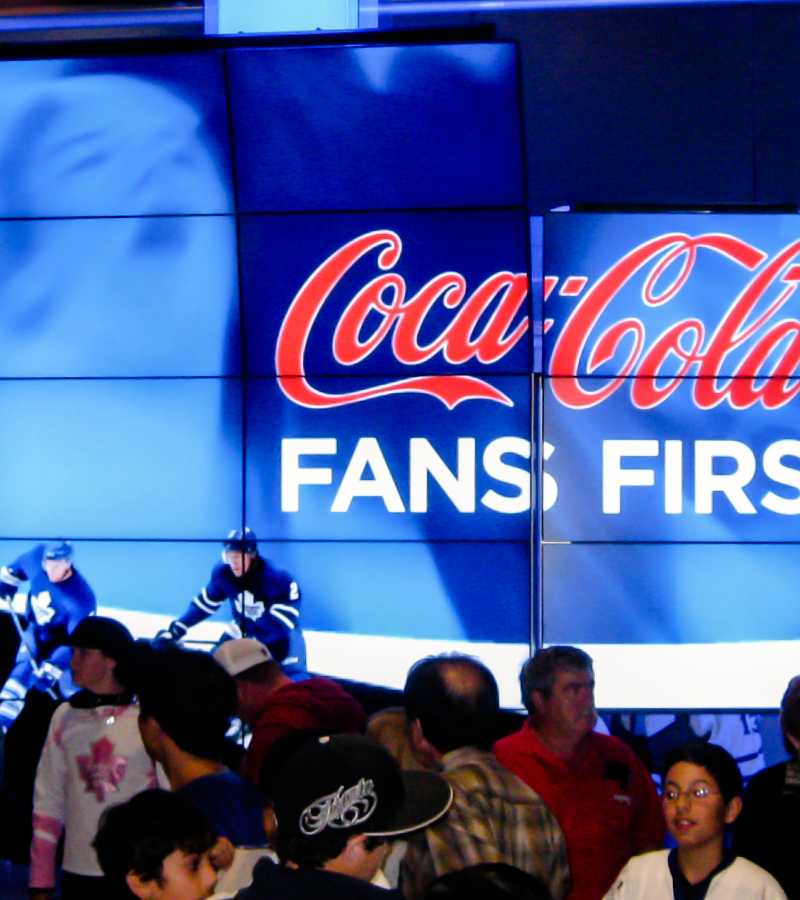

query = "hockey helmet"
[43, 540, 73, 562]
[223, 528, 258, 556]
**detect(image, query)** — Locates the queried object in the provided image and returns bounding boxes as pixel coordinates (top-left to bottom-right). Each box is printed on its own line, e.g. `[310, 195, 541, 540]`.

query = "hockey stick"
[0, 598, 59, 700]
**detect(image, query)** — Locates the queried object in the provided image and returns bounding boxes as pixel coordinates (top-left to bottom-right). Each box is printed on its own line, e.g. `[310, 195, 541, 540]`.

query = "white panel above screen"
[206, 0, 359, 34]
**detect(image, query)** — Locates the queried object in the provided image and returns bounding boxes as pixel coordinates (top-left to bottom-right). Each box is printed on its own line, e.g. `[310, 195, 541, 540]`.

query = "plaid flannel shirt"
[401, 745, 570, 900]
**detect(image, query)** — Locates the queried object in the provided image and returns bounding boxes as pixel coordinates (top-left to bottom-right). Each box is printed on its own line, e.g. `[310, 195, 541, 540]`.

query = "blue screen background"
[0, 43, 530, 675]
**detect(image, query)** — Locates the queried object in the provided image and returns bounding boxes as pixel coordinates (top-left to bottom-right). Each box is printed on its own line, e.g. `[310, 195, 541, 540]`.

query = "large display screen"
[0, 40, 531, 707]
[5, 42, 794, 710]
[543, 213, 800, 708]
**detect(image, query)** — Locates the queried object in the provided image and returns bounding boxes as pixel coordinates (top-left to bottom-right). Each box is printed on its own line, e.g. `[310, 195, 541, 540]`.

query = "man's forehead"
[664, 762, 715, 786]
[554, 667, 594, 685]
[663, 774, 713, 787]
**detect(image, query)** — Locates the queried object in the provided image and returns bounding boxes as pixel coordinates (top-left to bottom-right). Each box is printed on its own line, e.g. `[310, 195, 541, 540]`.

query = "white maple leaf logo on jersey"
[31, 591, 56, 625]
[241, 591, 265, 621]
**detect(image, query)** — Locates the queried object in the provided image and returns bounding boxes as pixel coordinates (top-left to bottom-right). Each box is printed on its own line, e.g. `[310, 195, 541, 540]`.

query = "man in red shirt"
[213, 638, 366, 785]
[494, 646, 664, 900]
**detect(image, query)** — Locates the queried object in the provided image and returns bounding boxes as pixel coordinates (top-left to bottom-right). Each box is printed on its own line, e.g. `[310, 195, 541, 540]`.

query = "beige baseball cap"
[213, 638, 272, 677]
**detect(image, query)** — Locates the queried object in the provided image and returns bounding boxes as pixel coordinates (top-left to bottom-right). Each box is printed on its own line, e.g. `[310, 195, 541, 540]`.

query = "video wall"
[3, 40, 797, 710]
[542, 214, 800, 708]
[0, 41, 532, 706]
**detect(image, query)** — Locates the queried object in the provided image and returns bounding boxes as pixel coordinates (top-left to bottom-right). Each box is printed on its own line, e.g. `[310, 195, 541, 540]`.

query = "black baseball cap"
[66, 616, 134, 662]
[271, 734, 452, 841]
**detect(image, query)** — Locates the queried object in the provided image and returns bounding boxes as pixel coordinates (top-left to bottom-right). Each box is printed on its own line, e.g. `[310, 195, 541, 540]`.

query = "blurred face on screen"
[0, 61, 236, 379]
[43, 558, 72, 583]
[535, 667, 596, 743]
[223, 550, 255, 578]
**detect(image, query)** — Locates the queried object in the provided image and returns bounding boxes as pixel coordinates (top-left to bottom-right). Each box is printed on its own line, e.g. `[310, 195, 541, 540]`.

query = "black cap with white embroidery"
[271, 734, 452, 841]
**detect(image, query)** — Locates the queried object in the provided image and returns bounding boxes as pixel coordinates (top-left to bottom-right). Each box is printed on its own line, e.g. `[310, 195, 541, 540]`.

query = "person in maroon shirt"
[213, 638, 367, 785]
[494, 646, 664, 900]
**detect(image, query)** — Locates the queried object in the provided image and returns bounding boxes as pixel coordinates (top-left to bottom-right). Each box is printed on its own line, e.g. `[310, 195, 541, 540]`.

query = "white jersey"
[30, 698, 159, 886]
[604, 850, 787, 900]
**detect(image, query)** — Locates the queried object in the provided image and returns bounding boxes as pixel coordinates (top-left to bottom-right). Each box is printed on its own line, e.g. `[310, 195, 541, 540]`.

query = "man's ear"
[345, 833, 368, 855]
[209, 836, 235, 873]
[724, 795, 743, 826]
[409, 717, 425, 753]
[125, 871, 153, 899]
[531, 689, 546, 716]
[234, 678, 249, 709]
[409, 718, 439, 766]
[262, 802, 278, 843]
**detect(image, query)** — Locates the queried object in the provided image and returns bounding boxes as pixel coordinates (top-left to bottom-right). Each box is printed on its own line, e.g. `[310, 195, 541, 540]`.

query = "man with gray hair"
[494, 646, 663, 900]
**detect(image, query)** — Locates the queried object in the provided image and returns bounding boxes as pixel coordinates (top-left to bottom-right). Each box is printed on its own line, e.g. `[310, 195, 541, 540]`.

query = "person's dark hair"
[780, 675, 800, 755]
[519, 646, 593, 714]
[132, 642, 236, 761]
[236, 658, 281, 686]
[662, 741, 743, 804]
[93, 789, 217, 898]
[275, 827, 350, 869]
[404, 654, 499, 753]
[111, 649, 136, 691]
[272, 820, 386, 869]
[424, 863, 552, 900]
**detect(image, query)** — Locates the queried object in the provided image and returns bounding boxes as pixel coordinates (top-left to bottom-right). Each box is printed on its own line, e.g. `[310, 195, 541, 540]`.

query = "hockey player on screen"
[159, 528, 306, 677]
[0, 540, 96, 728]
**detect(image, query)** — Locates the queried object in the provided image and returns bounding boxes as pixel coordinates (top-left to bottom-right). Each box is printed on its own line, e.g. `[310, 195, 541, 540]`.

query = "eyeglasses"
[662, 784, 721, 803]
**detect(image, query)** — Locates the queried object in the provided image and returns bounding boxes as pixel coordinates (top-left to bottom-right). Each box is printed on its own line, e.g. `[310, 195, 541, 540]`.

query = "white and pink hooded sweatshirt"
[30, 695, 159, 889]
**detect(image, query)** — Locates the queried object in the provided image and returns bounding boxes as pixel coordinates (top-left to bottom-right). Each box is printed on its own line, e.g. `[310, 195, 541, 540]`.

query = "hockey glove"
[155, 620, 189, 642]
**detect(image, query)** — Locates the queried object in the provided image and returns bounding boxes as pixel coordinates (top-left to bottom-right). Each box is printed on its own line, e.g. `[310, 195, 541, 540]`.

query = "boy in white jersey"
[605, 742, 786, 900]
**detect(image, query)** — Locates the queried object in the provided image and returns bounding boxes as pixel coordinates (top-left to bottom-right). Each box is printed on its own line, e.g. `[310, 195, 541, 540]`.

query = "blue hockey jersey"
[0, 544, 96, 725]
[1, 544, 96, 668]
[176, 555, 304, 672]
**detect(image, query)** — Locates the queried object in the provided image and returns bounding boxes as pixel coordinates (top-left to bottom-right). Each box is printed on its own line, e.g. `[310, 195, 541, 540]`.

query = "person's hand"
[32, 662, 62, 694]
[154, 620, 188, 642]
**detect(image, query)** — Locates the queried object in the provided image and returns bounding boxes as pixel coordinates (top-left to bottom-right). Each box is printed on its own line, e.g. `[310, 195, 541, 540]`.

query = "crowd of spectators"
[0, 628, 797, 899]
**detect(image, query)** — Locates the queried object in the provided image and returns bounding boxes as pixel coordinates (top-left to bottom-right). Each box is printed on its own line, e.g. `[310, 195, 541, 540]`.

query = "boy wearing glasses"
[604, 742, 786, 899]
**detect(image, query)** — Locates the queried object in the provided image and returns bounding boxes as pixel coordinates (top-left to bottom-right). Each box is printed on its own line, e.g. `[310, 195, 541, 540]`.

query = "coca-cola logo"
[549, 232, 800, 411]
[275, 229, 528, 409]
[275, 228, 800, 411]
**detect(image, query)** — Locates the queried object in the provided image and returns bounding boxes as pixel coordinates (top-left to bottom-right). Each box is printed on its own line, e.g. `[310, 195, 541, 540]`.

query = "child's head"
[94, 789, 219, 900]
[780, 674, 800, 756]
[661, 742, 743, 851]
